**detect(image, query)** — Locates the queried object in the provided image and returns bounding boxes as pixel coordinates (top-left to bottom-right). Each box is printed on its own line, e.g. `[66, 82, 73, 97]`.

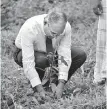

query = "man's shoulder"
[20, 14, 47, 30]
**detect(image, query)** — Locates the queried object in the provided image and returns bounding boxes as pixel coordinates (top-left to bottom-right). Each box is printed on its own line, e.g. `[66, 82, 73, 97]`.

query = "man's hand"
[55, 79, 65, 99]
[33, 84, 46, 99]
[93, 1, 103, 16]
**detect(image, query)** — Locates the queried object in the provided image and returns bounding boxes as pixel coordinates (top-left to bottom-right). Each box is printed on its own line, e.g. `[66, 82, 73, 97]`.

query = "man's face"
[44, 20, 66, 39]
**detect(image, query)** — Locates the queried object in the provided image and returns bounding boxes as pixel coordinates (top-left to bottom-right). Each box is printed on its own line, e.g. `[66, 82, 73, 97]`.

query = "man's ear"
[44, 16, 48, 25]
[44, 20, 47, 25]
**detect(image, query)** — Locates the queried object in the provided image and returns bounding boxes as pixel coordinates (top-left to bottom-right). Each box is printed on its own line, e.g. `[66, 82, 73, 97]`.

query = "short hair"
[47, 8, 67, 24]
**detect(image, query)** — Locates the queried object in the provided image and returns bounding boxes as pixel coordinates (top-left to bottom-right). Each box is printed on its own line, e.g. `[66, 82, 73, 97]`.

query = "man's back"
[15, 14, 47, 49]
[15, 14, 71, 52]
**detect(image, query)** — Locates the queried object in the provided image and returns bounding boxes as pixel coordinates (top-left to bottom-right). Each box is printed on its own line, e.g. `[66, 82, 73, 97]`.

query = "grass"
[1, 23, 106, 109]
[1, 57, 106, 109]
[1, 0, 106, 109]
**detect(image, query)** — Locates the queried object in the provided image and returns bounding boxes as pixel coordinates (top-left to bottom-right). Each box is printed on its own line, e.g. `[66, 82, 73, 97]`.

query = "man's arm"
[21, 32, 46, 98]
[21, 30, 42, 88]
[57, 22, 72, 82]
[55, 22, 71, 99]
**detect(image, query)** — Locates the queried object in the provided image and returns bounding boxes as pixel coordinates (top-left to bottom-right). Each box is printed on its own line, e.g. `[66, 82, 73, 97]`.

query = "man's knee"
[13, 48, 23, 67]
[35, 52, 49, 69]
[79, 50, 87, 63]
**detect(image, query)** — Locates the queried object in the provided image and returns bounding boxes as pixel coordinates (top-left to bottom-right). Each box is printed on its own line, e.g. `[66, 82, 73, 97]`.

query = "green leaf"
[42, 78, 49, 85]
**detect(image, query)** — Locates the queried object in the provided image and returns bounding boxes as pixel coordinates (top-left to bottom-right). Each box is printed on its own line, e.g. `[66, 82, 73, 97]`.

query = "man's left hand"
[55, 79, 65, 99]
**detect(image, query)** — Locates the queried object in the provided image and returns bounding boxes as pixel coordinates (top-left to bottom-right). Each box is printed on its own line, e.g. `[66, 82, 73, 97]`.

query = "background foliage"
[1, 0, 106, 109]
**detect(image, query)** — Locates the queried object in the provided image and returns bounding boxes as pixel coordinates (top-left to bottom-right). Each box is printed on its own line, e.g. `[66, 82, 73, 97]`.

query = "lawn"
[1, 0, 106, 109]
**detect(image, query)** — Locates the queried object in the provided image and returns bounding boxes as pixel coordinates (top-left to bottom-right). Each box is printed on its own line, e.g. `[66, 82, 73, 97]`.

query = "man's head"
[44, 9, 67, 39]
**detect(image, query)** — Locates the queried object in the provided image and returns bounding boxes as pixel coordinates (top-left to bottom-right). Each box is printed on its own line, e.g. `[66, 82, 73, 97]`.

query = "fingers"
[50, 83, 57, 94]
[34, 83, 64, 100]
[55, 85, 64, 99]
[33, 84, 46, 100]
[54, 81, 65, 99]
[39, 91, 46, 99]
[93, 4, 103, 16]
[55, 88, 63, 99]
[39, 91, 52, 103]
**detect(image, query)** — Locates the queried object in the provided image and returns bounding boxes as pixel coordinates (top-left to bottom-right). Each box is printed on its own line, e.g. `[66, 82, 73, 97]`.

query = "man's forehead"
[50, 22, 66, 33]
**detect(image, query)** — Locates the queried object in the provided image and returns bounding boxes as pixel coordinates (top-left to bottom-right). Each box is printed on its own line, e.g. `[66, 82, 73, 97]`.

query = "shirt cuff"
[58, 72, 68, 81]
[30, 77, 41, 87]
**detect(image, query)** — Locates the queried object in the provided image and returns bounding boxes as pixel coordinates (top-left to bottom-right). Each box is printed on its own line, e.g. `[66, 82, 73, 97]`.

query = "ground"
[1, 0, 106, 109]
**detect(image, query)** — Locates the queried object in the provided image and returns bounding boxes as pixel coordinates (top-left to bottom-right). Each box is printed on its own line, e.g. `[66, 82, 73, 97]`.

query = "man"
[13, 9, 87, 99]
[93, 0, 107, 84]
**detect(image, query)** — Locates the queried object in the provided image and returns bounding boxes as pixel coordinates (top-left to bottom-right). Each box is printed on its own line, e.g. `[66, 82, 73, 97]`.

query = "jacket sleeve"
[21, 28, 41, 88]
[57, 23, 72, 81]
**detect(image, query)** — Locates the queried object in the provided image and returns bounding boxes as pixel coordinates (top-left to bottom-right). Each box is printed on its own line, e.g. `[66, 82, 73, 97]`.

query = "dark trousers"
[13, 47, 87, 82]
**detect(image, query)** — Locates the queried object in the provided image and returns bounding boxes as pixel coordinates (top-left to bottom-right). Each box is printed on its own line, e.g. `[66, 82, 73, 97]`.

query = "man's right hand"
[55, 79, 66, 99]
[33, 84, 46, 99]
